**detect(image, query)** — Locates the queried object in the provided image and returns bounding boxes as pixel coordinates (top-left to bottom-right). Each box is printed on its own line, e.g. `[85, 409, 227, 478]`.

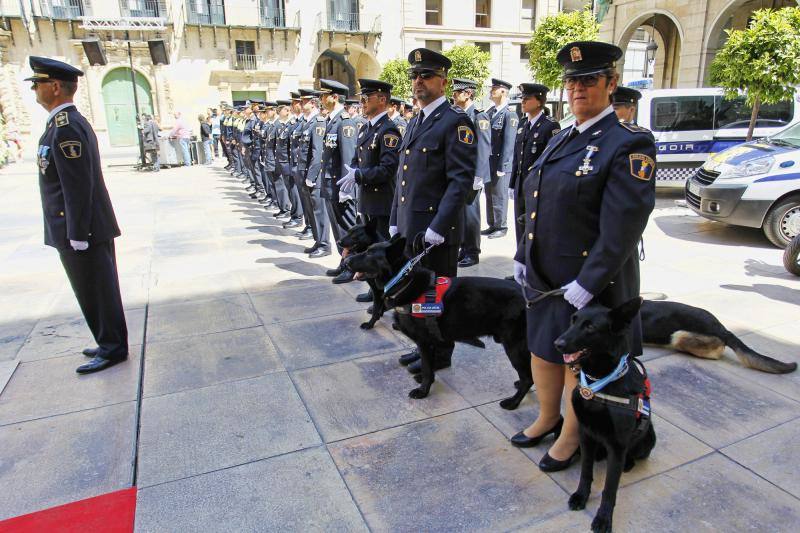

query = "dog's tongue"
[563, 352, 581, 364]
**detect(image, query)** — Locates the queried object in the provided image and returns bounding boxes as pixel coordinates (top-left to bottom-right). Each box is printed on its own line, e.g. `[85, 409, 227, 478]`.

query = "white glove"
[305, 178, 314, 188]
[562, 280, 593, 310]
[472, 176, 484, 191]
[513, 260, 526, 286]
[337, 165, 357, 189]
[338, 189, 354, 202]
[389, 225, 398, 237]
[424, 227, 445, 246]
[496, 171, 505, 177]
[70, 240, 89, 251]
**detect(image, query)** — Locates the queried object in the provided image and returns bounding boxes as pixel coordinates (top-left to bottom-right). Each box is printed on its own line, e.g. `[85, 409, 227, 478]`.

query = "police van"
[685, 120, 800, 247]
[638, 88, 799, 187]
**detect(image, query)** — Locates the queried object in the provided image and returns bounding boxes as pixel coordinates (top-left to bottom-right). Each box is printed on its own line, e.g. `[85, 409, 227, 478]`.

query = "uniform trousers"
[294, 167, 315, 229]
[309, 185, 330, 248]
[484, 173, 511, 229]
[461, 193, 482, 258]
[280, 163, 304, 220]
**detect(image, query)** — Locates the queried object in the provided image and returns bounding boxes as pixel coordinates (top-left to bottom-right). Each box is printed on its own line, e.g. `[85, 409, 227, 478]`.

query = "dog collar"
[578, 354, 629, 400]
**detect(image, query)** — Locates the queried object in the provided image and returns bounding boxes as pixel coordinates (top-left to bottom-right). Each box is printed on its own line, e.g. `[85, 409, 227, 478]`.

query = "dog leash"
[520, 282, 566, 308]
[383, 242, 438, 295]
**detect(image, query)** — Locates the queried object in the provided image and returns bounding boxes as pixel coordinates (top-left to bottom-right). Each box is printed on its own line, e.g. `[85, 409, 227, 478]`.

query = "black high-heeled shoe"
[510, 416, 564, 448]
[538, 447, 580, 472]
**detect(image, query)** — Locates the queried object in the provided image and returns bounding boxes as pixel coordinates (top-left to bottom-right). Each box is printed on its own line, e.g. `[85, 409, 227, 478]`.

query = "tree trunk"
[747, 95, 761, 142]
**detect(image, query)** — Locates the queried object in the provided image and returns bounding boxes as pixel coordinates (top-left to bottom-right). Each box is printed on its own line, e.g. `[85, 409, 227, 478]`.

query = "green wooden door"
[231, 90, 266, 107]
[102, 68, 154, 146]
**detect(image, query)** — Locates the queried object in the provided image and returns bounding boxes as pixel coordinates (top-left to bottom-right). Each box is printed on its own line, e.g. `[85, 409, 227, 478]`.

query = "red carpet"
[0, 488, 136, 533]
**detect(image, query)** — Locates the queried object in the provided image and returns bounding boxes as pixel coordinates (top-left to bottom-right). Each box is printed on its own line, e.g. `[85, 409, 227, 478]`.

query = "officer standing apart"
[510, 83, 560, 245]
[451, 78, 491, 268]
[298, 89, 331, 258]
[482, 78, 518, 239]
[390, 48, 476, 374]
[511, 42, 656, 472]
[28, 57, 128, 374]
[612, 86, 642, 123]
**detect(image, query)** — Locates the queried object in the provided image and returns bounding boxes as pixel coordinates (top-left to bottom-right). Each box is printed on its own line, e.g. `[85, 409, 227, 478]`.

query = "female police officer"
[511, 42, 656, 471]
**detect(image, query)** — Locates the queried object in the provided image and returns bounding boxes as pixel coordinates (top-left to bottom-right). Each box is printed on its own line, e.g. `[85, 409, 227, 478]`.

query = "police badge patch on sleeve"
[629, 154, 655, 181]
[59, 140, 82, 159]
[457, 125, 475, 145]
[383, 134, 400, 148]
[478, 119, 490, 131]
[342, 125, 355, 138]
[315, 126, 325, 136]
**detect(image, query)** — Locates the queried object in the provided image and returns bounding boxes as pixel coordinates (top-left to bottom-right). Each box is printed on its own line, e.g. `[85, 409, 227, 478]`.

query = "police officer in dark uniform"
[388, 97, 408, 137]
[250, 103, 267, 200]
[612, 86, 642, 124]
[297, 89, 331, 258]
[511, 41, 656, 472]
[450, 78, 491, 268]
[275, 99, 304, 228]
[241, 104, 259, 192]
[482, 78, 518, 239]
[289, 92, 314, 239]
[390, 48, 476, 374]
[28, 56, 128, 374]
[510, 83, 560, 245]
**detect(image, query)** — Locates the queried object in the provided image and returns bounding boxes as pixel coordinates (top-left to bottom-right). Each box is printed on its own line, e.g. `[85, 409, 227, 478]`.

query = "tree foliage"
[379, 58, 412, 100]
[527, 8, 599, 91]
[443, 44, 491, 98]
[710, 7, 800, 139]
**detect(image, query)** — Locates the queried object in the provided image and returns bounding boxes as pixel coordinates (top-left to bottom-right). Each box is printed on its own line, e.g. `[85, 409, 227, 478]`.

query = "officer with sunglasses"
[390, 48, 477, 375]
[511, 42, 656, 472]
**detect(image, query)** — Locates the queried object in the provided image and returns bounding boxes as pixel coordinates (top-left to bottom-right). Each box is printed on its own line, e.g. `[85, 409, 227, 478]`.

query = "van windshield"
[770, 121, 800, 147]
[650, 94, 793, 132]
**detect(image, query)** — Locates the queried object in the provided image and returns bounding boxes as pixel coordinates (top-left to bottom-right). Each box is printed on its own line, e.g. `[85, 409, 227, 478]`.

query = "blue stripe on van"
[656, 140, 742, 154]
[753, 173, 800, 183]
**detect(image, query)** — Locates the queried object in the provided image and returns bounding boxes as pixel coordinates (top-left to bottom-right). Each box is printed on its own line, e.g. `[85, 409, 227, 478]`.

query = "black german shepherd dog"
[337, 218, 388, 330]
[344, 235, 532, 406]
[555, 297, 657, 533]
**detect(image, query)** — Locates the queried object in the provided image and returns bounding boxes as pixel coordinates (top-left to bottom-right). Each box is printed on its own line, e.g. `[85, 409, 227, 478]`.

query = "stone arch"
[616, 9, 685, 89]
[312, 42, 381, 95]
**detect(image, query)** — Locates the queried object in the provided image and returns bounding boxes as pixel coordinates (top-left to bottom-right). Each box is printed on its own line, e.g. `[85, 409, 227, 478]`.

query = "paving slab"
[249, 282, 363, 324]
[723, 418, 800, 499]
[644, 355, 799, 448]
[0, 347, 140, 425]
[143, 326, 284, 397]
[16, 307, 146, 362]
[135, 447, 367, 533]
[0, 402, 135, 521]
[0, 319, 35, 362]
[437, 342, 524, 407]
[0, 359, 19, 395]
[137, 373, 320, 487]
[265, 311, 407, 370]
[292, 351, 469, 442]
[146, 293, 261, 343]
[328, 409, 566, 532]
[611, 453, 800, 532]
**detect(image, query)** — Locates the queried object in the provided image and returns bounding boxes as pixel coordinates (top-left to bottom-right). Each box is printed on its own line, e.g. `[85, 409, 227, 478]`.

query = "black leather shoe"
[332, 269, 354, 284]
[487, 228, 508, 239]
[408, 357, 451, 374]
[356, 290, 373, 303]
[399, 349, 420, 365]
[504, 275, 515, 281]
[303, 244, 320, 254]
[274, 211, 291, 220]
[539, 448, 580, 472]
[458, 256, 479, 268]
[480, 227, 495, 235]
[76, 355, 127, 374]
[294, 226, 310, 236]
[283, 219, 302, 229]
[510, 417, 564, 448]
[82, 347, 99, 357]
[326, 265, 344, 277]
[248, 192, 258, 199]
[298, 231, 315, 241]
[366, 305, 374, 314]
[309, 247, 331, 258]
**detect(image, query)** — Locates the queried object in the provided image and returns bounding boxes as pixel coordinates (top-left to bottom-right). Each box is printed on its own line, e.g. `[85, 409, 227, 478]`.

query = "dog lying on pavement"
[344, 235, 533, 406]
[555, 297, 657, 533]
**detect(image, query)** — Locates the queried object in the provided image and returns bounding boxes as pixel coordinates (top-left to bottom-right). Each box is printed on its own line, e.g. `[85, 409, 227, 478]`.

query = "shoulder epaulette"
[450, 105, 466, 114]
[340, 111, 350, 119]
[618, 121, 652, 134]
[316, 115, 326, 122]
[54, 111, 69, 127]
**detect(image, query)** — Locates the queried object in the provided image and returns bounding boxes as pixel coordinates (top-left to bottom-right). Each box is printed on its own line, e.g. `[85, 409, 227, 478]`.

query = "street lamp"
[342, 42, 351, 62]
[645, 40, 658, 63]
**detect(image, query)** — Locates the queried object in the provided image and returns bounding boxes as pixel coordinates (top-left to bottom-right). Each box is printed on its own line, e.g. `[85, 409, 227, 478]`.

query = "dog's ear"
[609, 297, 643, 331]
[386, 236, 407, 261]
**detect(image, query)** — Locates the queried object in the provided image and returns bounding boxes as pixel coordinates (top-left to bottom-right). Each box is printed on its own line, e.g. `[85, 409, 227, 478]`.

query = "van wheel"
[763, 196, 800, 248]
[784, 235, 800, 276]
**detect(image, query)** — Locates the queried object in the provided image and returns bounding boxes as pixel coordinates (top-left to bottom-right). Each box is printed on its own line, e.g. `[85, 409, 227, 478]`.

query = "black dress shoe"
[366, 305, 374, 314]
[303, 244, 320, 254]
[309, 247, 331, 258]
[510, 417, 564, 448]
[408, 357, 451, 374]
[274, 211, 291, 220]
[283, 219, 302, 229]
[480, 227, 495, 235]
[326, 265, 344, 277]
[294, 226, 310, 236]
[332, 269, 354, 284]
[504, 275, 515, 281]
[355, 290, 373, 303]
[82, 347, 99, 357]
[398, 349, 421, 366]
[298, 231, 315, 241]
[487, 228, 508, 239]
[76, 355, 127, 374]
[457, 256, 479, 268]
[539, 448, 580, 472]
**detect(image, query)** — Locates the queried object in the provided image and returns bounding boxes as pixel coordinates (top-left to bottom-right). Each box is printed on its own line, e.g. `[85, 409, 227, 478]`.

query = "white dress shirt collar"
[420, 95, 447, 122]
[528, 110, 544, 128]
[369, 110, 388, 127]
[574, 105, 615, 134]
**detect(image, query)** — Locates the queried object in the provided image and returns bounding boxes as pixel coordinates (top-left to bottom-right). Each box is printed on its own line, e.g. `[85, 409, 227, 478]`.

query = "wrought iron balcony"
[187, 1, 224, 25]
[322, 11, 381, 34]
[233, 53, 259, 71]
[39, 0, 86, 20]
[260, 5, 286, 29]
[119, 0, 166, 19]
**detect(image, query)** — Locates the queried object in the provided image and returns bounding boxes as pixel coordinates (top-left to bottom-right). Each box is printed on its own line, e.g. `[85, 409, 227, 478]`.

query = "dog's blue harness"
[578, 354, 629, 400]
[578, 355, 652, 427]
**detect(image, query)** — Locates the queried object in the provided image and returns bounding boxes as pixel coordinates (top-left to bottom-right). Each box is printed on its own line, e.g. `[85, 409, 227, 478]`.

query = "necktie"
[418, 110, 425, 124]
[488, 107, 497, 119]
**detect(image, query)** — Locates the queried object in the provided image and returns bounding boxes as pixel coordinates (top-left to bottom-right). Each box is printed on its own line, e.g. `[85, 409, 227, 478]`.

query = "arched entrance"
[102, 68, 153, 147]
[617, 11, 683, 89]
[313, 44, 381, 95]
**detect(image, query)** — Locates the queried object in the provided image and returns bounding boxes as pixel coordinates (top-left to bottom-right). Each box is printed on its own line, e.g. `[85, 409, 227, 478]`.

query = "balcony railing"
[39, 0, 85, 20]
[187, 1, 224, 25]
[233, 53, 259, 70]
[260, 6, 285, 28]
[326, 11, 360, 32]
[119, 0, 166, 19]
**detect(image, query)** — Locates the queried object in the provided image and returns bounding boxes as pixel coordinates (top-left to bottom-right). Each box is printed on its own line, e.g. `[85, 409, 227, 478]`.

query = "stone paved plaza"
[1, 155, 799, 531]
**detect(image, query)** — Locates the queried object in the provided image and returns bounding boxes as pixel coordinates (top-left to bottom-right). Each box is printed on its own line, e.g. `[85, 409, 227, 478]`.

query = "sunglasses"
[31, 79, 56, 87]
[408, 70, 440, 81]
[562, 74, 607, 89]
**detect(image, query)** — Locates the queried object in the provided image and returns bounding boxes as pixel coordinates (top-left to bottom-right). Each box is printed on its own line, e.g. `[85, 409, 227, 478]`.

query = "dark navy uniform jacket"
[465, 105, 491, 185]
[242, 116, 255, 149]
[37, 105, 120, 250]
[487, 104, 518, 177]
[510, 112, 560, 196]
[299, 114, 326, 187]
[321, 108, 357, 200]
[252, 119, 263, 160]
[514, 110, 656, 352]
[390, 101, 476, 245]
[275, 120, 291, 165]
[263, 120, 277, 172]
[352, 112, 401, 216]
[289, 116, 305, 170]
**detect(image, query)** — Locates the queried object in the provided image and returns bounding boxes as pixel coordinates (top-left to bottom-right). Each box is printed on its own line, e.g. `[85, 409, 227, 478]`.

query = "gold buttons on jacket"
[405, 149, 410, 154]
[401, 180, 406, 186]
[401, 196, 405, 202]
[531, 212, 536, 219]
[582, 251, 588, 257]
[422, 148, 427, 153]
[360, 147, 363, 151]
[528, 233, 533, 240]
[374, 187, 379, 192]
[59, 211, 64, 216]
[359, 158, 363, 163]
[533, 190, 538, 198]
[428, 207, 433, 212]
[403, 165, 408, 170]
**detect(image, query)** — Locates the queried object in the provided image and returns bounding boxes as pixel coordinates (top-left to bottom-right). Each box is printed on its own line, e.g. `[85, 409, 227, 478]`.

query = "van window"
[714, 97, 793, 130]
[651, 96, 714, 132]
